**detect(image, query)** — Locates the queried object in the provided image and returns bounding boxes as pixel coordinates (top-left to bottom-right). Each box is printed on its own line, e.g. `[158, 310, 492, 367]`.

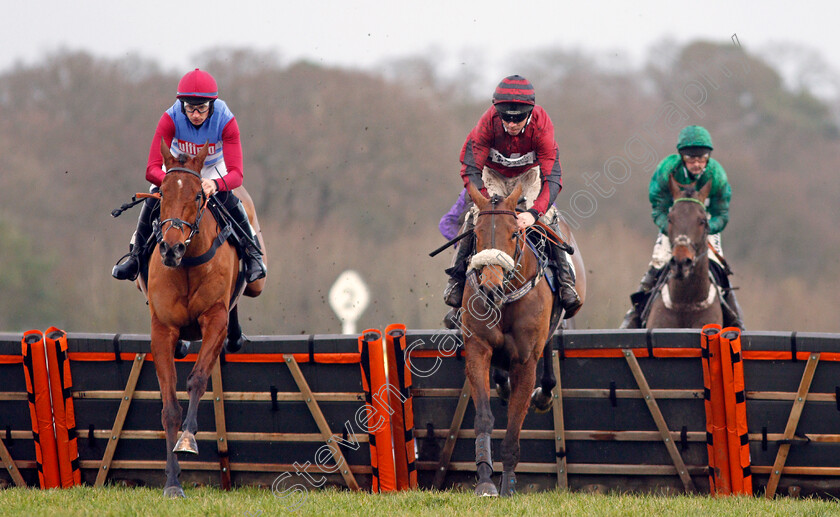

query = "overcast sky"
[3, 0, 839, 92]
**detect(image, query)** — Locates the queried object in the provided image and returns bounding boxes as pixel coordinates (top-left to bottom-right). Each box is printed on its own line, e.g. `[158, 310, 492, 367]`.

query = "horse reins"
[155, 167, 209, 248]
[478, 208, 518, 250]
[475, 205, 528, 292]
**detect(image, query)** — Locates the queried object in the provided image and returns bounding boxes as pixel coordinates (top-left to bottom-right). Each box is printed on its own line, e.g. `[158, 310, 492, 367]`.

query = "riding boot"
[112, 196, 156, 281]
[443, 221, 474, 329]
[554, 250, 582, 319]
[228, 199, 267, 283]
[544, 220, 582, 319]
[619, 266, 660, 329]
[721, 289, 746, 329]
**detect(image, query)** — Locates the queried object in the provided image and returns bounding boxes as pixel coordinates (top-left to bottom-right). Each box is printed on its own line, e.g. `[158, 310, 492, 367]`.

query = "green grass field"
[1, 486, 838, 517]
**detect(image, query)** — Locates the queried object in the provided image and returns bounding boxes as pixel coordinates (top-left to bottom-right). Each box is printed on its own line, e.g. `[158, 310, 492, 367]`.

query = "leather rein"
[467, 206, 544, 304]
[152, 167, 233, 268]
[154, 167, 207, 249]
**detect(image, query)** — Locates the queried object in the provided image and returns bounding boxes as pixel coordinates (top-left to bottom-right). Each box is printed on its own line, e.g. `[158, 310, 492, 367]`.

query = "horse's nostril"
[174, 243, 186, 256]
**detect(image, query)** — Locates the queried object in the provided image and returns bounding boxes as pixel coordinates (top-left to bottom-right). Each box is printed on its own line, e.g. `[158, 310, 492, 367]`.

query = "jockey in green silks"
[620, 125, 745, 329]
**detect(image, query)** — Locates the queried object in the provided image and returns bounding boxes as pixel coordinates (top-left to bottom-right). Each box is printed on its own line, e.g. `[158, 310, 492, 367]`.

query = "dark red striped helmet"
[176, 68, 219, 101]
[492, 75, 535, 106]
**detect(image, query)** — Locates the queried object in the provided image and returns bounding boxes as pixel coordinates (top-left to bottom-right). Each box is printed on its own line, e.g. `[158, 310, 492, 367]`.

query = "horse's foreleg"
[531, 344, 556, 413]
[176, 302, 228, 455]
[465, 342, 497, 496]
[500, 359, 537, 497]
[150, 319, 184, 497]
[224, 304, 244, 353]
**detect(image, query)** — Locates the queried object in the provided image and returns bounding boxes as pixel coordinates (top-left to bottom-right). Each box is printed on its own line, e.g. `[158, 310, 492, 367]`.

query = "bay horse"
[459, 181, 585, 496]
[146, 140, 265, 497]
[646, 176, 722, 328]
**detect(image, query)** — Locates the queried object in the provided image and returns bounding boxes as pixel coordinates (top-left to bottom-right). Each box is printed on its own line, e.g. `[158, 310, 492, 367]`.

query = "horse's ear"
[668, 174, 682, 200]
[507, 182, 523, 208]
[697, 180, 712, 202]
[160, 138, 174, 169]
[467, 182, 488, 210]
[196, 141, 210, 164]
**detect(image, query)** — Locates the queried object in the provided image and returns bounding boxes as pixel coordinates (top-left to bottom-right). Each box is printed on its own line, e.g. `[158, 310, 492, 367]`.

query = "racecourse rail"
[2, 327, 840, 498]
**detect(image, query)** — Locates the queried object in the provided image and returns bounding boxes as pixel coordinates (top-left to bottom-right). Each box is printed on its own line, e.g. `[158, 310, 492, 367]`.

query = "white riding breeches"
[467, 166, 572, 274]
[650, 232, 723, 269]
[468, 166, 558, 226]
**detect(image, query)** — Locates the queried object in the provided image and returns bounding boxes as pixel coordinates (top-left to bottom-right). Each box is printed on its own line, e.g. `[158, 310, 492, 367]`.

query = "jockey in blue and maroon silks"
[442, 75, 581, 328]
[112, 68, 266, 283]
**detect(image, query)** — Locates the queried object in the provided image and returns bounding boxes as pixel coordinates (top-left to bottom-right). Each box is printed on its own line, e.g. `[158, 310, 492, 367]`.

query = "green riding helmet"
[676, 125, 713, 152]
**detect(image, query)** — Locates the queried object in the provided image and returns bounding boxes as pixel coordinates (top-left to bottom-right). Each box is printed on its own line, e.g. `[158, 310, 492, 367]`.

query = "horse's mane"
[178, 153, 189, 164]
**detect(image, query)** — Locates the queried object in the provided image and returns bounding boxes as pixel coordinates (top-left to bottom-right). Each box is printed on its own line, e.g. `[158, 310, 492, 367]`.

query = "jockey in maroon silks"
[112, 68, 266, 284]
[442, 75, 581, 328]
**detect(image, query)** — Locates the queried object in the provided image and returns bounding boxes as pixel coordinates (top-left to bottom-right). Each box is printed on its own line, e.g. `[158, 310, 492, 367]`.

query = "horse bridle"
[475, 197, 526, 286]
[669, 197, 709, 262]
[154, 167, 208, 248]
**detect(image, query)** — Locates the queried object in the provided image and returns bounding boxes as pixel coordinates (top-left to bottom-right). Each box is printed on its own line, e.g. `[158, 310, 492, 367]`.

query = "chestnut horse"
[646, 176, 722, 328]
[147, 141, 265, 497]
[459, 182, 585, 496]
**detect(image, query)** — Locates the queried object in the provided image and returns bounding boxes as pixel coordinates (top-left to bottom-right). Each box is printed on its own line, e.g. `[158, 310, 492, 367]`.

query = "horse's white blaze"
[177, 178, 183, 188]
[469, 249, 515, 272]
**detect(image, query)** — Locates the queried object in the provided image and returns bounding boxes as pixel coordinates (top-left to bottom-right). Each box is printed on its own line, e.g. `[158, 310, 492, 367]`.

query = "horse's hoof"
[475, 480, 499, 497]
[163, 486, 186, 498]
[173, 430, 198, 454]
[224, 336, 244, 353]
[500, 471, 516, 497]
[530, 387, 553, 413]
[495, 379, 511, 403]
[173, 340, 190, 360]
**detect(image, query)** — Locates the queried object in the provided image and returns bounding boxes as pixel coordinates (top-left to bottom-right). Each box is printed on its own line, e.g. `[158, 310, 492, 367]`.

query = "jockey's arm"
[648, 163, 675, 233]
[707, 181, 732, 234]
[213, 118, 244, 192]
[146, 113, 175, 186]
[649, 185, 672, 234]
[530, 163, 562, 218]
[459, 111, 495, 197]
[529, 124, 563, 220]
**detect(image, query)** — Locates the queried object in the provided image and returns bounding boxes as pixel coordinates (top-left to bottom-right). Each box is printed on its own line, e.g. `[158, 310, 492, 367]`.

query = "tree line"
[0, 40, 837, 333]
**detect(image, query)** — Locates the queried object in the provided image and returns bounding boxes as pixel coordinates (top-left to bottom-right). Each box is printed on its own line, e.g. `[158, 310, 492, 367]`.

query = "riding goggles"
[681, 153, 710, 163]
[499, 111, 530, 123]
[183, 101, 211, 114]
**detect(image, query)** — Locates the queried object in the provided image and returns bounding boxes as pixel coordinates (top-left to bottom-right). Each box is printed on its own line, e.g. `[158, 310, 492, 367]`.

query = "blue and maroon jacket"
[145, 99, 243, 191]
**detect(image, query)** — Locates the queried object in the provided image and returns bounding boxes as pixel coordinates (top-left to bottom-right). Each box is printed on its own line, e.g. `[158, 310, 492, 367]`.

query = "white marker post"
[328, 270, 370, 334]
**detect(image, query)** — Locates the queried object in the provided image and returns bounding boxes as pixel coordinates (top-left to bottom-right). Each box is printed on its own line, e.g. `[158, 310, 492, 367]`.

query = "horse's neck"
[186, 214, 221, 257]
[512, 243, 541, 287]
[667, 255, 712, 303]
